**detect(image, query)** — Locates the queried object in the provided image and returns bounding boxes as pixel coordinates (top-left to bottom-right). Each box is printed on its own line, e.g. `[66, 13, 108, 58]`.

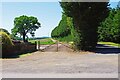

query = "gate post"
[38, 41, 40, 51]
[38, 41, 39, 50]
[57, 40, 58, 52]
[35, 41, 37, 50]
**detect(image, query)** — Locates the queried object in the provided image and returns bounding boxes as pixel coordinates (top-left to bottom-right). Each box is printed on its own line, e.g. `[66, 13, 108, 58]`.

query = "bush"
[0, 28, 10, 35]
[0, 31, 13, 56]
[0, 31, 37, 58]
[0, 31, 14, 50]
[0, 31, 14, 57]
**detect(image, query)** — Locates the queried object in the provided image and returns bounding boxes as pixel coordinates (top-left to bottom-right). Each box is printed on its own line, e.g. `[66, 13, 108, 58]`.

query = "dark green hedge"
[51, 14, 73, 40]
[51, 14, 70, 38]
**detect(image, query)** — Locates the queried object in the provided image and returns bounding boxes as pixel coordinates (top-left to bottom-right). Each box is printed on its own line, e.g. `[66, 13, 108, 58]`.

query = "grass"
[98, 42, 120, 48]
[29, 38, 56, 45]
[57, 35, 73, 43]
[19, 53, 32, 58]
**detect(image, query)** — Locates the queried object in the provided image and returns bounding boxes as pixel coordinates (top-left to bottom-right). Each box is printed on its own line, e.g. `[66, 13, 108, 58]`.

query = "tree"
[98, 7, 120, 43]
[12, 15, 41, 42]
[51, 13, 74, 42]
[118, 1, 120, 7]
[51, 14, 71, 38]
[60, 2, 109, 50]
[0, 28, 10, 35]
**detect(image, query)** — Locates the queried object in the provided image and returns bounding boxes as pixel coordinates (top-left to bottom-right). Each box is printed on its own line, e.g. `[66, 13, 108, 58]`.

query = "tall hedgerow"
[51, 14, 73, 41]
[60, 2, 109, 50]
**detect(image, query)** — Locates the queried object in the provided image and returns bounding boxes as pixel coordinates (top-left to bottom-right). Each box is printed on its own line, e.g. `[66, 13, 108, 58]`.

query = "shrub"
[0, 28, 10, 35]
[0, 31, 14, 49]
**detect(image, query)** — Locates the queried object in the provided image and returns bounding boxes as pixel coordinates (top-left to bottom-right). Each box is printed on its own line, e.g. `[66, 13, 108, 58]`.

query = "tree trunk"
[23, 34, 26, 42]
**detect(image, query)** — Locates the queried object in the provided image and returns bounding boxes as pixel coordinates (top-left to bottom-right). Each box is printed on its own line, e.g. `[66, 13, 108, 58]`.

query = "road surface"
[1, 43, 119, 78]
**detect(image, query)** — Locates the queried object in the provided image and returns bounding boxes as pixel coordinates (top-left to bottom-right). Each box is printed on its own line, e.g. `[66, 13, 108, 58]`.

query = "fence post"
[57, 40, 58, 52]
[39, 40, 41, 50]
[35, 41, 37, 50]
[38, 41, 39, 50]
[38, 41, 40, 51]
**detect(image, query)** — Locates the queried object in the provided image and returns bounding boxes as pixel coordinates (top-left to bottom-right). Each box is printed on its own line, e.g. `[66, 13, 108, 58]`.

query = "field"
[29, 38, 56, 45]
[29, 38, 120, 47]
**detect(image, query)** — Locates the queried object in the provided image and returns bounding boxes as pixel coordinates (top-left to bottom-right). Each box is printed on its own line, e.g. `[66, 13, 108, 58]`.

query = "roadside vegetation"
[98, 42, 120, 48]
[1, 2, 120, 58]
[1, 15, 41, 58]
[19, 53, 33, 58]
[51, 14, 74, 42]
[51, 3, 120, 50]
[0, 31, 14, 49]
[98, 7, 120, 43]
[52, 2, 109, 51]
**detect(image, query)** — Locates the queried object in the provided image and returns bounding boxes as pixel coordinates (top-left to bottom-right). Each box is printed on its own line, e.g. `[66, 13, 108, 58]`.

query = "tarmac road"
[1, 53, 118, 78]
[1, 43, 119, 78]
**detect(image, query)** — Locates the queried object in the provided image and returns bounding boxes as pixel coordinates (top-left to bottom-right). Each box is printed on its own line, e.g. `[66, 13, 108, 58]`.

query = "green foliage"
[0, 28, 10, 35]
[10, 34, 22, 40]
[0, 31, 14, 49]
[51, 13, 74, 42]
[98, 7, 120, 43]
[60, 2, 109, 51]
[12, 15, 41, 42]
[51, 14, 71, 38]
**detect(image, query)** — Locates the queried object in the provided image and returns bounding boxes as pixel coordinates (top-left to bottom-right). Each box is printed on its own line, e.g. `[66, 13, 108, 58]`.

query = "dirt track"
[42, 43, 74, 52]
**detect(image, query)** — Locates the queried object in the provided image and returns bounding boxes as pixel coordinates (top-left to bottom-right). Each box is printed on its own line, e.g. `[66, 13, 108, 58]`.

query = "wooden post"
[38, 41, 39, 50]
[35, 41, 37, 50]
[57, 28, 58, 52]
[39, 40, 41, 51]
[57, 40, 58, 52]
[38, 41, 40, 50]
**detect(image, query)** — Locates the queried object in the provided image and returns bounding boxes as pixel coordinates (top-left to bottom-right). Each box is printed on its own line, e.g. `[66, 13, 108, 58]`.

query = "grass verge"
[98, 42, 120, 48]
[19, 53, 32, 58]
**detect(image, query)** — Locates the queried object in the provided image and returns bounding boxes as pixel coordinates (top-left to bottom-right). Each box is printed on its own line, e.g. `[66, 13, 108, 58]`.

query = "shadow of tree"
[1, 50, 37, 59]
[95, 44, 120, 54]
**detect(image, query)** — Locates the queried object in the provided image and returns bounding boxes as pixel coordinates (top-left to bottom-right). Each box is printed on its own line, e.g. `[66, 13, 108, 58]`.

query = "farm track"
[42, 42, 74, 52]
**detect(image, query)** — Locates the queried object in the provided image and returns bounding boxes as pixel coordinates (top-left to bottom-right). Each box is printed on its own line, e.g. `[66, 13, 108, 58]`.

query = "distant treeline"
[15, 37, 50, 40]
[30, 37, 50, 40]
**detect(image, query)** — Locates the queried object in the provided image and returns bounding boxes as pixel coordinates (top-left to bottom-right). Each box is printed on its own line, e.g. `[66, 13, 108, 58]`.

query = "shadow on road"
[95, 44, 120, 54]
